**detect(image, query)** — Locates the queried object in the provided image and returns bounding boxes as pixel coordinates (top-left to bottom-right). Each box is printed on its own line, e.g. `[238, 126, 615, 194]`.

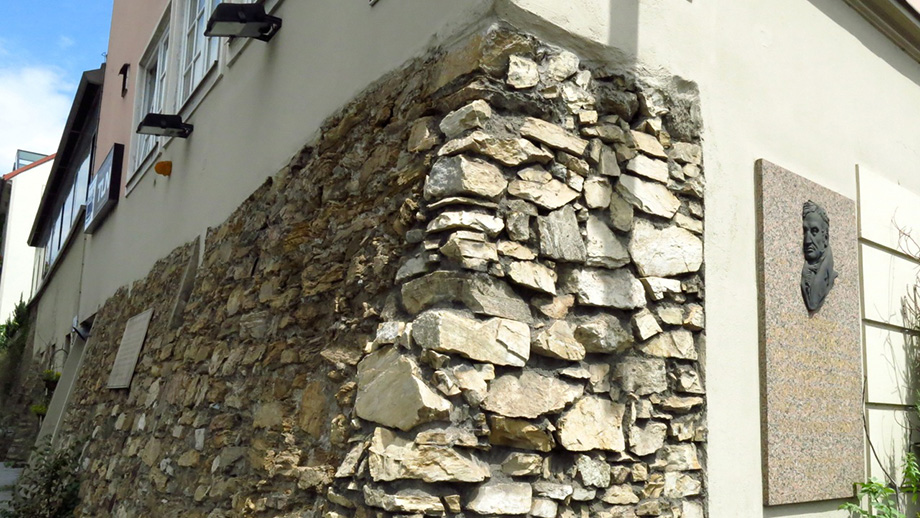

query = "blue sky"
[0, 1, 113, 172]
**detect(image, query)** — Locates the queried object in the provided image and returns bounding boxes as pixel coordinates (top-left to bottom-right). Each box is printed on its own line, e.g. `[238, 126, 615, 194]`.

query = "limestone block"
[439, 100, 492, 138]
[601, 485, 640, 505]
[408, 116, 440, 152]
[507, 55, 539, 89]
[608, 191, 634, 232]
[664, 472, 702, 497]
[502, 452, 544, 476]
[368, 427, 490, 483]
[626, 155, 669, 184]
[506, 260, 557, 295]
[530, 498, 558, 518]
[439, 130, 553, 167]
[651, 444, 701, 471]
[427, 210, 504, 238]
[585, 216, 630, 269]
[401, 271, 533, 323]
[355, 347, 450, 431]
[520, 117, 589, 156]
[543, 50, 580, 81]
[482, 371, 583, 418]
[363, 486, 445, 514]
[556, 396, 626, 451]
[638, 330, 697, 360]
[412, 309, 530, 367]
[630, 130, 667, 159]
[616, 175, 680, 219]
[628, 220, 703, 277]
[669, 142, 702, 165]
[613, 357, 667, 396]
[632, 308, 662, 341]
[628, 422, 668, 456]
[684, 303, 704, 330]
[584, 176, 612, 208]
[424, 155, 507, 201]
[574, 314, 633, 353]
[508, 166, 579, 210]
[561, 267, 646, 309]
[489, 416, 555, 452]
[640, 277, 682, 301]
[576, 454, 611, 488]
[532, 320, 586, 361]
[581, 123, 629, 144]
[533, 481, 574, 500]
[466, 482, 533, 515]
[538, 206, 587, 262]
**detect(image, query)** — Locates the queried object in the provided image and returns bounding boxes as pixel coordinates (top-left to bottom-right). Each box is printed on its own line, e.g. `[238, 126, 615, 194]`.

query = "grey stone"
[684, 303, 704, 330]
[498, 240, 537, 261]
[676, 365, 705, 394]
[482, 371, 583, 418]
[601, 485, 640, 505]
[530, 498, 558, 518]
[598, 145, 621, 177]
[595, 84, 639, 120]
[626, 155, 669, 184]
[657, 306, 684, 326]
[557, 396, 626, 452]
[585, 216, 630, 269]
[533, 481, 574, 500]
[628, 220, 703, 277]
[508, 167, 579, 210]
[425, 155, 507, 201]
[520, 117, 589, 156]
[532, 320, 586, 361]
[578, 110, 598, 125]
[355, 347, 451, 431]
[616, 175, 680, 218]
[608, 192, 634, 232]
[507, 55, 540, 89]
[639, 329, 696, 360]
[367, 427, 490, 483]
[401, 272, 533, 323]
[558, 152, 590, 176]
[539, 206, 587, 262]
[506, 260, 557, 295]
[613, 357, 667, 396]
[363, 486, 445, 515]
[561, 267, 646, 309]
[664, 473, 701, 497]
[534, 293, 576, 319]
[412, 309, 530, 367]
[439, 130, 553, 167]
[581, 123, 629, 144]
[584, 176, 613, 208]
[675, 212, 703, 234]
[439, 99, 492, 138]
[440, 231, 498, 270]
[466, 482, 533, 515]
[657, 394, 705, 412]
[586, 362, 611, 393]
[574, 314, 633, 353]
[628, 422, 668, 456]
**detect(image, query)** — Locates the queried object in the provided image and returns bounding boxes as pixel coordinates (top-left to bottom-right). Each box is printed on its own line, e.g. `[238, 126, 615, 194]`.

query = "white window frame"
[844, 0, 920, 63]
[133, 27, 170, 176]
[179, 0, 221, 104]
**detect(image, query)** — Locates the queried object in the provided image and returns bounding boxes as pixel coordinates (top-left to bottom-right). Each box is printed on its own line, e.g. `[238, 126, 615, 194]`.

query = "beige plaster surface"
[756, 160, 863, 505]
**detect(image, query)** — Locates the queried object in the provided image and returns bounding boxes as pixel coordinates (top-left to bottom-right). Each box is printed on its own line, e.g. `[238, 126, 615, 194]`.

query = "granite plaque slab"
[107, 309, 154, 389]
[756, 160, 863, 505]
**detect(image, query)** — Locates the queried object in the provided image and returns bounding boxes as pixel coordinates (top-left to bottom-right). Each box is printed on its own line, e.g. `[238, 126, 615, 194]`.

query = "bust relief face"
[803, 211, 828, 263]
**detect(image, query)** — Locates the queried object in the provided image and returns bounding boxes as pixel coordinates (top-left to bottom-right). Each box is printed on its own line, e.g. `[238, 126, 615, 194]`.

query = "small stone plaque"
[107, 309, 154, 389]
[757, 160, 863, 505]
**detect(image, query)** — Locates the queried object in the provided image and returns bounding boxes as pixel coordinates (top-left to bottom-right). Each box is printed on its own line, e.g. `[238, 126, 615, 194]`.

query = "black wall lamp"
[204, 3, 282, 42]
[136, 113, 193, 138]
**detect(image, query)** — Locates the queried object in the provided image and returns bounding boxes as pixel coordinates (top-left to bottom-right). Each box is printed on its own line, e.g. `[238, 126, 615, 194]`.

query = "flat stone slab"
[757, 160, 862, 505]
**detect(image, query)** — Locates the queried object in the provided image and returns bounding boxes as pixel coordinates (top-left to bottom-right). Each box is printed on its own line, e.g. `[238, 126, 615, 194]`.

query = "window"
[180, 0, 220, 103]
[844, 0, 920, 62]
[135, 29, 170, 172]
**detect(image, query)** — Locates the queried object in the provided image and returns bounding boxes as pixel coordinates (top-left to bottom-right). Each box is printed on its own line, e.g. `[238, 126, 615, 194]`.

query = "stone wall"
[53, 24, 706, 518]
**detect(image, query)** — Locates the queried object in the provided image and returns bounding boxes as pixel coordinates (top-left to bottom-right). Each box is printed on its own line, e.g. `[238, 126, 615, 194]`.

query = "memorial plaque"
[107, 309, 154, 389]
[756, 160, 863, 505]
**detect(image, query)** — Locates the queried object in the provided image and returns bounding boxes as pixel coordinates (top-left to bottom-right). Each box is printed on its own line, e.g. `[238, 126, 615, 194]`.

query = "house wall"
[0, 161, 51, 322]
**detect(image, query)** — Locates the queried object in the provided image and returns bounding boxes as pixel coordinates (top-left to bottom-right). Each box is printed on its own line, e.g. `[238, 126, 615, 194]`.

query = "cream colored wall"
[0, 162, 51, 322]
[32, 233, 84, 367]
[491, 0, 920, 517]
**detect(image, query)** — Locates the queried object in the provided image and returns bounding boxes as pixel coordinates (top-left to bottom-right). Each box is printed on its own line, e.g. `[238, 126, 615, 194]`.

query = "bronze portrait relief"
[800, 200, 837, 312]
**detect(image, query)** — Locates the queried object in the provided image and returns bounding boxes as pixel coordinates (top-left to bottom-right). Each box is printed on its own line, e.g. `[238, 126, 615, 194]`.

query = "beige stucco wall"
[32, 232, 84, 368]
[32, 0, 920, 516]
[0, 161, 51, 323]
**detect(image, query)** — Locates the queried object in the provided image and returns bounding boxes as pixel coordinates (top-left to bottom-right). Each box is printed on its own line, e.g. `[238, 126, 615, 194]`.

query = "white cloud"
[58, 36, 75, 51]
[0, 66, 74, 173]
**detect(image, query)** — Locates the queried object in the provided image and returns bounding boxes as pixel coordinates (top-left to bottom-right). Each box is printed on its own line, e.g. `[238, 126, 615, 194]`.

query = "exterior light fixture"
[136, 113, 193, 138]
[204, 3, 282, 42]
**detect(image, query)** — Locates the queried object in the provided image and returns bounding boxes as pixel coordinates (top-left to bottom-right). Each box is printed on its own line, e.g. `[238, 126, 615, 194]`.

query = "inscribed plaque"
[107, 309, 154, 389]
[756, 160, 863, 505]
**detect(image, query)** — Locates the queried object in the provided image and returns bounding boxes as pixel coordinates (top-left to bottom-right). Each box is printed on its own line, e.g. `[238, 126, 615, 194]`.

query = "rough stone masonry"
[52, 24, 706, 518]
